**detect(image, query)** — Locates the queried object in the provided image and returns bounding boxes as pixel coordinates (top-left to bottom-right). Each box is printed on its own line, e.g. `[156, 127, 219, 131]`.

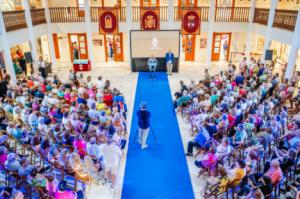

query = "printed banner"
[99, 9, 118, 34]
[140, 7, 160, 31]
[181, 8, 201, 35]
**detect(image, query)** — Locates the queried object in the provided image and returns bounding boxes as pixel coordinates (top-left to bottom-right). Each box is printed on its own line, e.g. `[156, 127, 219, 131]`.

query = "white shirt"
[101, 144, 122, 167]
[216, 145, 232, 158]
[87, 143, 103, 159]
[37, 60, 45, 68]
[96, 80, 105, 90]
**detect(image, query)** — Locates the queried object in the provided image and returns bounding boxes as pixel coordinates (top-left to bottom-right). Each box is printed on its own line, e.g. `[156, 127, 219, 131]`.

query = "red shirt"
[103, 94, 113, 107]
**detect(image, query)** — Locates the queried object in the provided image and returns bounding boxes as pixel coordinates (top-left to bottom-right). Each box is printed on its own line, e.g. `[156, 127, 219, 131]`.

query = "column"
[285, 9, 300, 79]
[262, 0, 279, 61]
[245, 0, 257, 61]
[84, 0, 95, 67]
[206, 0, 216, 67]
[168, 0, 174, 29]
[0, 12, 16, 84]
[126, 0, 132, 69]
[22, 0, 38, 63]
[42, 0, 56, 67]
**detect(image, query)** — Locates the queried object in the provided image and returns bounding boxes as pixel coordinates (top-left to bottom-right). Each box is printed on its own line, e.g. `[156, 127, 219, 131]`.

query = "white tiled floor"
[52, 61, 228, 199]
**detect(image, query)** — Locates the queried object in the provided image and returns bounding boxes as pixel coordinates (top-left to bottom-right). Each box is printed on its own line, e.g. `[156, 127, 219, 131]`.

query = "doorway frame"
[68, 33, 89, 62]
[211, 32, 232, 62]
[103, 32, 124, 62]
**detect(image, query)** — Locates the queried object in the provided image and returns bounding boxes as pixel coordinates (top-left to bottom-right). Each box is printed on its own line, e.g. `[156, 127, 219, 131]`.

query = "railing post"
[285, 8, 300, 79]
[0, 11, 17, 85]
[262, 0, 279, 61]
[206, 0, 216, 67]
[126, 0, 132, 69]
[245, 0, 257, 61]
[84, 0, 95, 67]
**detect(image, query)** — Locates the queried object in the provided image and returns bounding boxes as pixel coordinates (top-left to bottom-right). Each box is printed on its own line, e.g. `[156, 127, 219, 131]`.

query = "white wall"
[296, 49, 300, 72]
[56, 33, 71, 62]
[0, 36, 3, 51]
[92, 33, 106, 63]
[2, 14, 298, 66]
[194, 33, 208, 62]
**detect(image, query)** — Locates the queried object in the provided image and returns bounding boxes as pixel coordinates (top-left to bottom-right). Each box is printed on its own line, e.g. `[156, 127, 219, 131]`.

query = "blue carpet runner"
[121, 72, 194, 199]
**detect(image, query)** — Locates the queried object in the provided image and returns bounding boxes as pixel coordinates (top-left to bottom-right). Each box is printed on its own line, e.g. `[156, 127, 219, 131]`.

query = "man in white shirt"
[87, 137, 102, 160]
[96, 76, 105, 90]
[36, 56, 47, 78]
[239, 57, 247, 73]
[216, 138, 232, 159]
[101, 140, 122, 188]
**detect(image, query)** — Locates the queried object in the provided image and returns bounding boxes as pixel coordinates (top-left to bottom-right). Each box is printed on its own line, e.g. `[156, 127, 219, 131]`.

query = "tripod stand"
[133, 124, 158, 144]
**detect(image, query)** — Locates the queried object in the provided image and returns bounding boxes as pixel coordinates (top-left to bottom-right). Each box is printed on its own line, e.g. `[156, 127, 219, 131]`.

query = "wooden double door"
[104, 32, 124, 62]
[68, 33, 88, 61]
[211, 32, 231, 61]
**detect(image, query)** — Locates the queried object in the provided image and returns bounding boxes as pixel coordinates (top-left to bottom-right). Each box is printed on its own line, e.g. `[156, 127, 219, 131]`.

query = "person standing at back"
[137, 102, 151, 149]
[165, 49, 174, 75]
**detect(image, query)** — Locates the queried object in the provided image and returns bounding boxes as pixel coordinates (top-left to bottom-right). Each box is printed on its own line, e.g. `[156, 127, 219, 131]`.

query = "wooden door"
[113, 33, 124, 62]
[52, 33, 60, 59]
[76, 0, 85, 17]
[211, 32, 231, 61]
[178, 0, 198, 19]
[211, 33, 221, 61]
[68, 33, 88, 62]
[183, 35, 196, 61]
[78, 34, 88, 59]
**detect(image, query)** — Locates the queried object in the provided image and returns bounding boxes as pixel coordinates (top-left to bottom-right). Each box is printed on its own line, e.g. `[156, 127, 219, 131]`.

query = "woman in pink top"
[73, 134, 87, 157]
[55, 180, 76, 199]
[264, 159, 283, 185]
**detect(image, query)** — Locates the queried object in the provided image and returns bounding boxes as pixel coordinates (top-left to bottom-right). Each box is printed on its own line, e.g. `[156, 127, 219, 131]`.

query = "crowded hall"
[0, 0, 299, 199]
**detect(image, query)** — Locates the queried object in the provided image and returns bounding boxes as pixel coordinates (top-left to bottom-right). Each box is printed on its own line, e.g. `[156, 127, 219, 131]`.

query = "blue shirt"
[137, 110, 151, 129]
[235, 75, 244, 85]
[165, 52, 174, 64]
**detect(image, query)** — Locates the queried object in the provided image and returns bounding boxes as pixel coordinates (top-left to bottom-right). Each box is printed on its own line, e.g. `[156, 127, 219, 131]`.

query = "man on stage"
[147, 55, 158, 80]
[137, 102, 151, 149]
[165, 49, 174, 75]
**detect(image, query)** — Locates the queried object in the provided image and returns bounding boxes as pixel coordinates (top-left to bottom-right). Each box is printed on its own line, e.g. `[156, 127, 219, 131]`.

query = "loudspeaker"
[265, 50, 273, 61]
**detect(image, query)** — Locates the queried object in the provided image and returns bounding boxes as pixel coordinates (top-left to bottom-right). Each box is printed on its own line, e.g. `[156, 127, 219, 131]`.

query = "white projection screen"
[131, 30, 180, 58]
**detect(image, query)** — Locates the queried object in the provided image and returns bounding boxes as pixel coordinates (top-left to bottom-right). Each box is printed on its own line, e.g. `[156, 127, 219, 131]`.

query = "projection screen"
[131, 30, 180, 58]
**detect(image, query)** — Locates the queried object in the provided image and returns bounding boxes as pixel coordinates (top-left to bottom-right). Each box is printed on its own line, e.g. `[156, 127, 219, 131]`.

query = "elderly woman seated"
[195, 147, 218, 176]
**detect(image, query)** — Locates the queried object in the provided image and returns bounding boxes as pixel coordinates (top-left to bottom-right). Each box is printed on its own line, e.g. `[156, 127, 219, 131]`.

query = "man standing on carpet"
[165, 49, 174, 75]
[137, 102, 151, 149]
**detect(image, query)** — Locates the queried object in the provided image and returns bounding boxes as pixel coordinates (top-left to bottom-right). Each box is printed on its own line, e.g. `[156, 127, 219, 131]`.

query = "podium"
[73, 59, 91, 72]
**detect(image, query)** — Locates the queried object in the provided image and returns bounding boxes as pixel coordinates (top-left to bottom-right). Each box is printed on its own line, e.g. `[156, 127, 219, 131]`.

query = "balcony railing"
[49, 7, 85, 23]
[273, 9, 298, 31]
[215, 7, 250, 22]
[30, 8, 47, 25]
[253, 8, 269, 25]
[132, 6, 169, 22]
[173, 6, 209, 21]
[90, 7, 126, 22]
[2, 10, 27, 32]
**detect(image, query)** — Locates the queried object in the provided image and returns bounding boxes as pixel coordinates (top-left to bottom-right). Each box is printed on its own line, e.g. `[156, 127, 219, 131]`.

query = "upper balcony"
[2, 8, 46, 32]
[253, 8, 298, 31]
[1, 6, 299, 33]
